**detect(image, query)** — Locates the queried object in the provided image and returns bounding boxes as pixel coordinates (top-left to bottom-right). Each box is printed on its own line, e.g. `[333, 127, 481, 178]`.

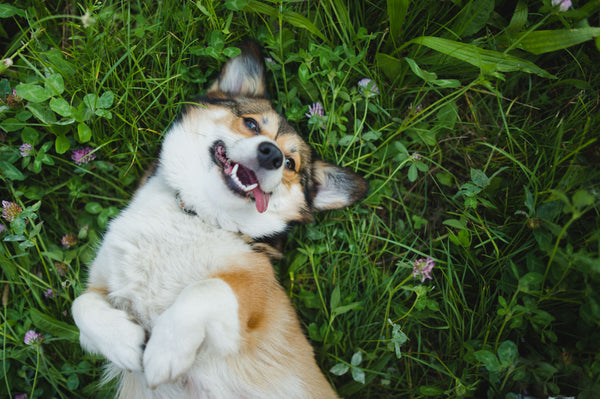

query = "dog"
[72, 41, 368, 398]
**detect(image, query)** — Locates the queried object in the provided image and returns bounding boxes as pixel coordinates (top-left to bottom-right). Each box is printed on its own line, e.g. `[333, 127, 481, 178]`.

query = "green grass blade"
[243, 1, 326, 41]
[410, 36, 556, 79]
[518, 28, 600, 55]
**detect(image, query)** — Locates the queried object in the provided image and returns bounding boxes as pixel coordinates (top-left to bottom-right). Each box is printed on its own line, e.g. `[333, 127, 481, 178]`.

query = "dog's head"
[158, 41, 368, 238]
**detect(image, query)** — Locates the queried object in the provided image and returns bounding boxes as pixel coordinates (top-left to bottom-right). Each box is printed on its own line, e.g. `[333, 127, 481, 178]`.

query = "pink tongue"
[252, 187, 270, 213]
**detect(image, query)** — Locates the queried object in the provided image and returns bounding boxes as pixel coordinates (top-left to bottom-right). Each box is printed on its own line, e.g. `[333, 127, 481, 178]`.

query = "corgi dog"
[72, 41, 367, 399]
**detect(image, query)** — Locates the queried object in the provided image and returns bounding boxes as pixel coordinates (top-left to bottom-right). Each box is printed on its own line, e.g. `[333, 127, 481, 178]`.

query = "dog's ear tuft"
[208, 40, 267, 98]
[311, 160, 368, 211]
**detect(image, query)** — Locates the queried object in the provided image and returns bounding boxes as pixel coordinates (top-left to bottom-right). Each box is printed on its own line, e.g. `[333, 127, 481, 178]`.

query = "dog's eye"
[244, 118, 260, 134]
[285, 157, 296, 171]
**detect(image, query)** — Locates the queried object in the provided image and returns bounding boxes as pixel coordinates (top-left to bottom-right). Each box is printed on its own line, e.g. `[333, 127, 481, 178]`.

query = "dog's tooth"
[244, 183, 258, 192]
[231, 163, 239, 177]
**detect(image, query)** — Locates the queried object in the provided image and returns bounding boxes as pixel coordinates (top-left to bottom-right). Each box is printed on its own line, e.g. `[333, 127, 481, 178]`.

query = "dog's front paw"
[73, 292, 146, 372]
[104, 318, 146, 372]
[143, 314, 205, 388]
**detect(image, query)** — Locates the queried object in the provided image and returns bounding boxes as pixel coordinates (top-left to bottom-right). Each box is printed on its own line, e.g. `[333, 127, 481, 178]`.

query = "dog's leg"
[142, 278, 240, 388]
[72, 288, 146, 371]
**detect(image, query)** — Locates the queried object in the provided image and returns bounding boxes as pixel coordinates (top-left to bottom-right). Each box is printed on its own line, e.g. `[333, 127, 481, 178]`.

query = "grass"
[1, 0, 599, 398]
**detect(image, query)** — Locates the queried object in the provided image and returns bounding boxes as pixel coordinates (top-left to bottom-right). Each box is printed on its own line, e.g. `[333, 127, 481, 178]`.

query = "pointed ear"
[312, 160, 369, 211]
[207, 40, 267, 98]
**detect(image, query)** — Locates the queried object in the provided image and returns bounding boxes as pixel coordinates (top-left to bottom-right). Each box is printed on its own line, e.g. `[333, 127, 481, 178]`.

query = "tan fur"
[216, 253, 336, 397]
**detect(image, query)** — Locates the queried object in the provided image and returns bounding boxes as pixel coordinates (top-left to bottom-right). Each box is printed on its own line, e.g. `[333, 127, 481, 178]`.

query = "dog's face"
[158, 42, 367, 238]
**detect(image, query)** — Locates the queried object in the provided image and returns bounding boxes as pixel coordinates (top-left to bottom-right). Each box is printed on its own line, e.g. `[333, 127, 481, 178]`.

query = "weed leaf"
[470, 168, 489, 188]
[330, 363, 349, 376]
[77, 123, 92, 143]
[30, 308, 80, 341]
[0, 4, 26, 18]
[519, 28, 600, 55]
[49, 97, 72, 117]
[0, 161, 25, 180]
[15, 83, 52, 103]
[55, 134, 70, 154]
[410, 36, 555, 79]
[497, 340, 518, 366]
[474, 349, 501, 371]
[387, 0, 409, 40]
[44, 74, 65, 96]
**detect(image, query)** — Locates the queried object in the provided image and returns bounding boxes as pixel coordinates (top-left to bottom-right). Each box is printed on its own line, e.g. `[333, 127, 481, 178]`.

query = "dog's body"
[72, 42, 367, 398]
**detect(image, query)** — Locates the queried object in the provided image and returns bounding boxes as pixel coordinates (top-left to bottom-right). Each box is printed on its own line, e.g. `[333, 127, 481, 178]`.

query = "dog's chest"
[100, 210, 250, 328]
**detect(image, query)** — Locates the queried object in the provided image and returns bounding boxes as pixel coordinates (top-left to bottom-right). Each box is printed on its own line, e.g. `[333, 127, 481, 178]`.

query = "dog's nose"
[257, 142, 283, 170]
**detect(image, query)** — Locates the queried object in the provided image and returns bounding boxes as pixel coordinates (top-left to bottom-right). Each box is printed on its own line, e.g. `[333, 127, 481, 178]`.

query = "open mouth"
[211, 140, 270, 213]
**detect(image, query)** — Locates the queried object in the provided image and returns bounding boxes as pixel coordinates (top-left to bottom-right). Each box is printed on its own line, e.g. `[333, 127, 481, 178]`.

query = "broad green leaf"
[98, 92, 114, 109]
[207, 30, 225, 50]
[452, 0, 494, 38]
[16, 110, 32, 122]
[85, 202, 103, 214]
[15, 83, 52, 103]
[223, 47, 241, 58]
[474, 349, 501, 371]
[27, 103, 57, 125]
[77, 122, 92, 143]
[243, 1, 325, 40]
[437, 101, 458, 129]
[0, 4, 26, 18]
[518, 272, 543, 293]
[55, 134, 70, 154]
[0, 161, 25, 180]
[507, 1, 528, 35]
[30, 308, 79, 341]
[470, 168, 489, 188]
[224, 0, 251, 11]
[83, 93, 98, 110]
[330, 285, 341, 310]
[351, 351, 363, 366]
[49, 97, 72, 117]
[21, 127, 39, 144]
[572, 189, 595, 210]
[351, 367, 366, 384]
[519, 28, 600, 55]
[376, 53, 403, 81]
[390, 321, 408, 358]
[332, 302, 362, 317]
[436, 172, 455, 186]
[405, 57, 437, 82]
[443, 219, 467, 230]
[407, 163, 418, 182]
[498, 340, 518, 366]
[0, 118, 25, 132]
[66, 374, 79, 390]
[94, 109, 112, 119]
[44, 73, 65, 96]
[387, 0, 409, 40]
[330, 363, 349, 376]
[410, 36, 555, 79]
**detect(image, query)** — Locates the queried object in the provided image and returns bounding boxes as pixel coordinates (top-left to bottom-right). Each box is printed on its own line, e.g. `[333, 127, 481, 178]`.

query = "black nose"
[257, 142, 283, 170]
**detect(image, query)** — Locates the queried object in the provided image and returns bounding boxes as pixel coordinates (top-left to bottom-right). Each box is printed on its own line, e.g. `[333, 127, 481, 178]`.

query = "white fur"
[143, 279, 240, 388]
[72, 291, 145, 371]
